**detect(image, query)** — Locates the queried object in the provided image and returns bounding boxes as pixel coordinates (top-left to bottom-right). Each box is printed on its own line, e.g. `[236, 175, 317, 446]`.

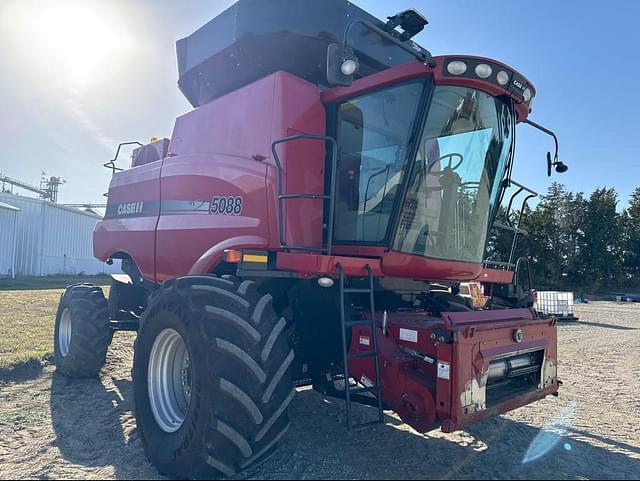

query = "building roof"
[0, 201, 20, 212]
[0, 193, 100, 219]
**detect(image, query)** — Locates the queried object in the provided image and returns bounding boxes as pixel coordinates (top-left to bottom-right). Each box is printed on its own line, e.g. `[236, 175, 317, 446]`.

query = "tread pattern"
[136, 275, 295, 479]
[54, 284, 112, 378]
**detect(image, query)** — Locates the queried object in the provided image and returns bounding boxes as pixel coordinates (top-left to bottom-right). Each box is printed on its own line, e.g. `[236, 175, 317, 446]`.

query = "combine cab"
[53, 1, 567, 478]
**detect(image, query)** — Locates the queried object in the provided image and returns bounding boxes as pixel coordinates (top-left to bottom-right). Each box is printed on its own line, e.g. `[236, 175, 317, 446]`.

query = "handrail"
[486, 179, 539, 271]
[493, 222, 528, 235]
[515, 256, 533, 292]
[271, 134, 339, 255]
[104, 141, 143, 175]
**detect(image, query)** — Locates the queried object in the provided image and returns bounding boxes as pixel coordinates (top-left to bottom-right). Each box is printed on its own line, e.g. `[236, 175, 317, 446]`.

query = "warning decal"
[399, 328, 418, 343]
[437, 362, 451, 380]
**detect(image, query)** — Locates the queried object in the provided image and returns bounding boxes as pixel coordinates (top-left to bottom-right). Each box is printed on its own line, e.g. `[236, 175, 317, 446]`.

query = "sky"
[0, 0, 638, 208]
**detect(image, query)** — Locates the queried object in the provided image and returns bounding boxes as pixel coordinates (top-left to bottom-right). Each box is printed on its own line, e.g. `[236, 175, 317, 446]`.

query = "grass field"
[0, 283, 110, 370]
[0, 289, 63, 369]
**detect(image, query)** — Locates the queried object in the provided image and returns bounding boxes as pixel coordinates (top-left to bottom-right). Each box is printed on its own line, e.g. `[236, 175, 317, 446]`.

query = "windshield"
[333, 81, 424, 243]
[393, 86, 514, 263]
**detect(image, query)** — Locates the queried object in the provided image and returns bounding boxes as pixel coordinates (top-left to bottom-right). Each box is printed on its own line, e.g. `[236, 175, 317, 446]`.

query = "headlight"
[474, 63, 493, 79]
[523, 88, 532, 103]
[447, 60, 467, 75]
[496, 70, 509, 86]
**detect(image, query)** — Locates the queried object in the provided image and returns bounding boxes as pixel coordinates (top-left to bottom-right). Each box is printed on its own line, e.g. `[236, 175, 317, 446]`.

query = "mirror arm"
[523, 118, 559, 161]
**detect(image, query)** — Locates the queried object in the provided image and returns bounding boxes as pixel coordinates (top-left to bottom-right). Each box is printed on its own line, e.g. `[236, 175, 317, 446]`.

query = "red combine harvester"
[53, 1, 568, 478]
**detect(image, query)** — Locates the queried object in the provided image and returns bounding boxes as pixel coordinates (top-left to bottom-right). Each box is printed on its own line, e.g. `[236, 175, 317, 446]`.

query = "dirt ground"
[1, 302, 639, 480]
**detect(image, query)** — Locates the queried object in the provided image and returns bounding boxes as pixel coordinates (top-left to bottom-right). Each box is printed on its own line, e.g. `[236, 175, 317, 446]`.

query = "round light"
[523, 88, 532, 103]
[341, 59, 358, 76]
[317, 277, 335, 288]
[496, 70, 509, 86]
[474, 63, 493, 79]
[446, 60, 467, 75]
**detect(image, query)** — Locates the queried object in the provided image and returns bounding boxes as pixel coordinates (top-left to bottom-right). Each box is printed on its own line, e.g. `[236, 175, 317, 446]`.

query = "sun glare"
[12, 1, 132, 87]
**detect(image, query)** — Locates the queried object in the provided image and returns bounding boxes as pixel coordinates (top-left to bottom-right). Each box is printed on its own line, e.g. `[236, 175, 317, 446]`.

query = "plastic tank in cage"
[534, 291, 578, 321]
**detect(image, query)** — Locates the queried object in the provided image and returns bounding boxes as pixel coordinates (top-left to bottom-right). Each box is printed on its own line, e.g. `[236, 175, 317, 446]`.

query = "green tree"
[622, 187, 640, 286]
[578, 188, 624, 291]
[485, 206, 518, 264]
[522, 183, 577, 289]
[486, 183, 631, 294]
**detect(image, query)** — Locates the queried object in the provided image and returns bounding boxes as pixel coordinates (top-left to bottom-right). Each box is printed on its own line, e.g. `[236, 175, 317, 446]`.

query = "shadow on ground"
[0, 358, 48, 383]
[48, 374, 640, 480]
[571, 320, 639, 331]
[50, 372, 160, 480]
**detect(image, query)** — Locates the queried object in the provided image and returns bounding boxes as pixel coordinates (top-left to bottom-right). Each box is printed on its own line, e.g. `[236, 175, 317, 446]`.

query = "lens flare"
[522, 401, 577, 464]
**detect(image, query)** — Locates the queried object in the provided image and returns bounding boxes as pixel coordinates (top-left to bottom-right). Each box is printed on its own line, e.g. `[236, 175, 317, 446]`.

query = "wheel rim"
[148, 328, 192, 433]
[58, 308, 72, 358]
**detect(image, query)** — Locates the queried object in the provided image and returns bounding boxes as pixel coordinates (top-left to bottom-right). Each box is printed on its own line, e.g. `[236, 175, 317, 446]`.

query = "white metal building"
[0, 192, 120, 277]
[0, 201, 19, 278]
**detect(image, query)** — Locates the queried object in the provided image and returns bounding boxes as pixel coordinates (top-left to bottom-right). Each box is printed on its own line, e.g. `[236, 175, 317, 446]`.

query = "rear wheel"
[54, 284, 112, 378]
[133, 275, 295, 479]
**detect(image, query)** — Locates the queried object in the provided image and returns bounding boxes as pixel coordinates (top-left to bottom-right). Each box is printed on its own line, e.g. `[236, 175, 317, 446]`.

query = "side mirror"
[327, 43, 359, 87]
[547, 152, 568, 176]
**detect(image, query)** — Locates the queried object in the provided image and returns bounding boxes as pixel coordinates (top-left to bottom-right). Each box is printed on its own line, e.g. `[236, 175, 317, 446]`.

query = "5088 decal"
[210, 196, 243, 215]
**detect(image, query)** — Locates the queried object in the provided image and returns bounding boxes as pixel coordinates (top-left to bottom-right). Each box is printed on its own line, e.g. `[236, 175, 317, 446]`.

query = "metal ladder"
[337, 264, 384, 429]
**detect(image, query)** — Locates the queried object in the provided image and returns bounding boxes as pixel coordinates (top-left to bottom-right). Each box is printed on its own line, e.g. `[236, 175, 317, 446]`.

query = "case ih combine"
[53, 1, 567, 478]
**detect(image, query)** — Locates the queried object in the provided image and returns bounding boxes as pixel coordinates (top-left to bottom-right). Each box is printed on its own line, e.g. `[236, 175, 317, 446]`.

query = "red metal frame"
[476, 267, 515, 284]
[95, 55, 536, 282]
[348, 308, 558, 433]
[94, 54, 558, 435]
[322, 55, 534, 122]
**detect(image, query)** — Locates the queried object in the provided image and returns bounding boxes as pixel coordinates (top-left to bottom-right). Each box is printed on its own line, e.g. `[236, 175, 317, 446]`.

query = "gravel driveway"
[1, 302, 639, 480]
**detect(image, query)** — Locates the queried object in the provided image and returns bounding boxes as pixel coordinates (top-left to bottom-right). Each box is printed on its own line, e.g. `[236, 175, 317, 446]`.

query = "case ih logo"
[512, 78, 525, 91]
[117, 202, 144, 216]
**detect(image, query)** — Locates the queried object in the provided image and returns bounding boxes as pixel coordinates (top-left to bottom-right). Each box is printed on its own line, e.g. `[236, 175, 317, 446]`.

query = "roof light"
[447, 60, 467, 75]
[341, 59, 359, 76]
[496, 70, 509, 86]
[523, 88, 532, 103]
[475, 63, 493, 79]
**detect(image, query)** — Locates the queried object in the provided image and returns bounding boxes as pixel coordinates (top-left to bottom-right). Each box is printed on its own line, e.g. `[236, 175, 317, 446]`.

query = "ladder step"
[344, 319, 374, 328]
[349, 385, 380, 395]
[344, 288, 372, 294]
[348, 351, 378, 360]
[338, 263, 384, 432]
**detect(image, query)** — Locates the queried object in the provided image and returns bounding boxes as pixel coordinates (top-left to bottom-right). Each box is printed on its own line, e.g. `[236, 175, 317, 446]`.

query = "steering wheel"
[426, 153, 464, 175]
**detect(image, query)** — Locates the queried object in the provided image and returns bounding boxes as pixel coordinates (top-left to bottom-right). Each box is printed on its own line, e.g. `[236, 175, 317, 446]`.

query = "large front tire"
[53, 284, 112, 378]
[133, 275, 295, 479]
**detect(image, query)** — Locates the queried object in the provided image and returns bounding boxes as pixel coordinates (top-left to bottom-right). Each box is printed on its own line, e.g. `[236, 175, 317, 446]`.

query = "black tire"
[53, 284, 112, 378]
[133, 275, 295, 479]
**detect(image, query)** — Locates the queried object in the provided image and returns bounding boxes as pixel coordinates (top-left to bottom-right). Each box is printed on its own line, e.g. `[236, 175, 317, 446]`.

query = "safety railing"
[271, 134, 338, 255]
